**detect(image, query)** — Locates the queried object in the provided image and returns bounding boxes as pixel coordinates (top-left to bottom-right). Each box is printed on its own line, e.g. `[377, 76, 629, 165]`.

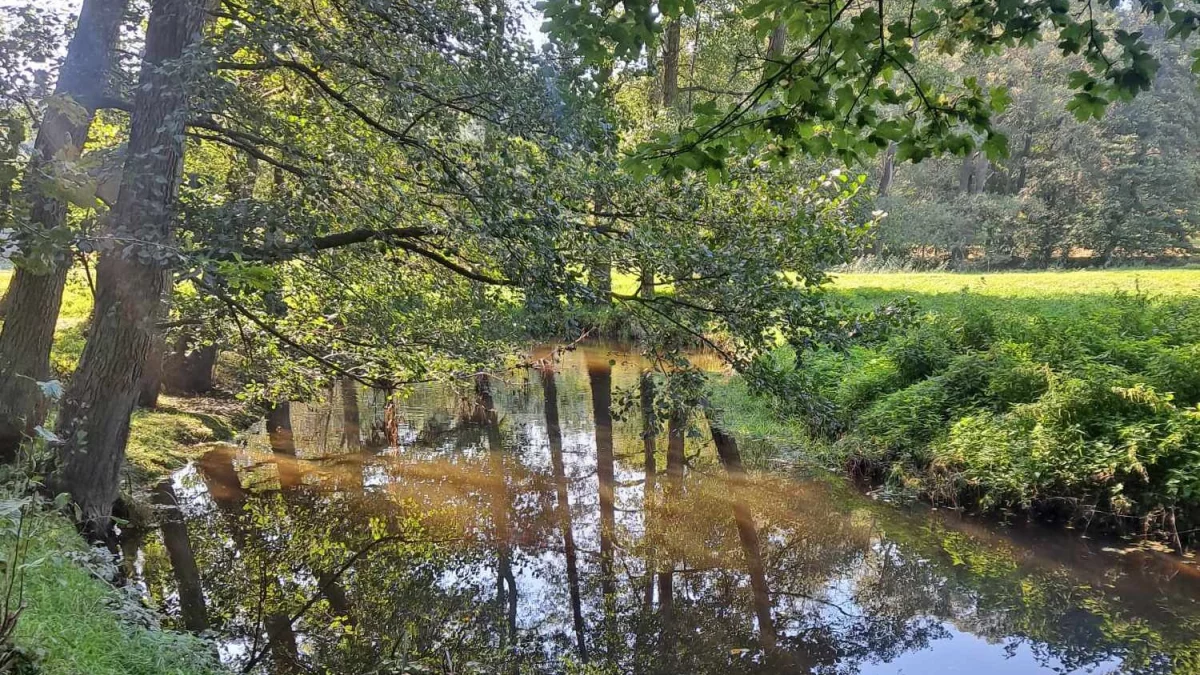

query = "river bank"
[709, 269, 1200, 551]
[4, 394, 247, 674]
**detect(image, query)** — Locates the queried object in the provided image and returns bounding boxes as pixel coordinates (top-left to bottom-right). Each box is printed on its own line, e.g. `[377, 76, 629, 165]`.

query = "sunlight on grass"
[831, 268, 1200, 298]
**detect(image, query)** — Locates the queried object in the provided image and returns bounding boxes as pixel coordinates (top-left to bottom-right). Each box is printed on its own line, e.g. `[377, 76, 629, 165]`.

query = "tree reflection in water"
[134, 343, 1200, 674]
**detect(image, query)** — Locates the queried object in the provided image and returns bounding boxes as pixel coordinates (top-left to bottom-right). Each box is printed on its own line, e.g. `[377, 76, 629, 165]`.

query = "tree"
[0, 0, 129, 455]
[52, 0, 210, 536]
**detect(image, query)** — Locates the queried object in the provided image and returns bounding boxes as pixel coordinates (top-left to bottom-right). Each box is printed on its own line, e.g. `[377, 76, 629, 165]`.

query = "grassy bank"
[2, 270, 239, 672]
[0, 399, 239, 674]
[6, 506, 224, 675]
[715, 268, 1200, 547]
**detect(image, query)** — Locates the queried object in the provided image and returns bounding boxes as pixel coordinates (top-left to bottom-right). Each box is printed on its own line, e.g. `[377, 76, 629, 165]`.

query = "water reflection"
[136, 343, 1200, 674]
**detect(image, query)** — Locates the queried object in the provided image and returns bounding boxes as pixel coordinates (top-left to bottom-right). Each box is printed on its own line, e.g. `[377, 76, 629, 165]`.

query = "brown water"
[131, 343, 1200, 674]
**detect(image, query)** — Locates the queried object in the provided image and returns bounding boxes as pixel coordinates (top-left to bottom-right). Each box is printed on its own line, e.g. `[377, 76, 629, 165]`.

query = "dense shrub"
[750, 288, 1200, 545]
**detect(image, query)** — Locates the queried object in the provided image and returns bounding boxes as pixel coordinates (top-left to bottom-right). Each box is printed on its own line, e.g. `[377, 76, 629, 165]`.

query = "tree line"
[871, 20, 1200, 268]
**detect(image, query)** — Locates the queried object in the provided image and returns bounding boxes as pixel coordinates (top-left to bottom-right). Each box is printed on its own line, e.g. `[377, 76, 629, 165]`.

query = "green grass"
[716, 267, 1200, 545]
[9, 509, 223, 675]
[831, 268, 1200, 298]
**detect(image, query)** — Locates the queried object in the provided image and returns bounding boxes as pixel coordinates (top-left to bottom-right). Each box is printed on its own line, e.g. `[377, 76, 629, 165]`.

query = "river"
[127, 342, 1200, 674]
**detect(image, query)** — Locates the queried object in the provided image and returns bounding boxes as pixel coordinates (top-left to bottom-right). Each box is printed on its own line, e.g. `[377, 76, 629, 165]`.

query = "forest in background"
[868, 23, 1200, 268]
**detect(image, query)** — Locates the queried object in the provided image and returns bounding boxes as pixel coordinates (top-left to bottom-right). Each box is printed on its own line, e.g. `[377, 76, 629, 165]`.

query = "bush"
[731, 279, 1200, 546]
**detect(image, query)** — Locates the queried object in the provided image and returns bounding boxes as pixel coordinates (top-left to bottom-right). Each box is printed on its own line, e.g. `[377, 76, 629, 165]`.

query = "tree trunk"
[589, 188, 612, 308]
[153, 480, 209, 632]
[160, 330, 217, 395]
[588, 360, 618, 659]
[339, 377, 361, 450]
[958, 153, 975, 194]
[972, 152, 990, 194]
[1015, 129, 1033, 192]
[137, 270, 173, 408]
[266, 402, 295, 454]
[767, 22, 787, 59]
[662, 20, 681, 109]
[52, 0, 209, 536]
[543, 369, 587, 662]
[878, 142, 897, 197]
[710, 422, 777, 652]
[0, 0, 129, 457]
[638, 261, 654, 300]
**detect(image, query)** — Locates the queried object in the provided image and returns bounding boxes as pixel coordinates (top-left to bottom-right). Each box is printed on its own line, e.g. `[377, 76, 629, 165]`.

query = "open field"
[830, 268, 1200, 298]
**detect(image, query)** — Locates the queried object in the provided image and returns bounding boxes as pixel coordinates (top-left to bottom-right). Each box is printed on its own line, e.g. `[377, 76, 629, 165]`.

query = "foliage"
[542, 0, 1197, 177]
[722, 270, 1200, 545]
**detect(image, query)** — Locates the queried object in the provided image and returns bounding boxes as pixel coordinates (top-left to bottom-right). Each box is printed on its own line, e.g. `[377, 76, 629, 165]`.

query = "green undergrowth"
[718, 272, 1200, 546]
[5, 502, 224, 675]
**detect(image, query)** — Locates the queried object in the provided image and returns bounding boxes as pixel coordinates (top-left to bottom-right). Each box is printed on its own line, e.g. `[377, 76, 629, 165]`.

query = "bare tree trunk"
[266, 402, 295, 454]
[478, 375, 517, 650]
[710, 422, 777, 652]
[53, 0, 210, 537]
[589, 188, 612, 308]
[340, 377, 361, 450]
[153, 480, 209, 632]
[0, 0, 129, 457]
[1016, 129, 1033, 192]
[662, 20, 681, 109]
[767, 22, 787, 59]
[138, 270, 172, 408]
[639, 371, 657, 607]
[972, 152, 990, 194]
[958, 153, 975, 194]
[161, 332, 218, 395]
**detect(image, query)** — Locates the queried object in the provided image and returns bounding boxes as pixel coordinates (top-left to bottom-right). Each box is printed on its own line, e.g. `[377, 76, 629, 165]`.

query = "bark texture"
[662, 21, 681, 108]
[53, 0, 209, 536]
[0, 0, 128, 455]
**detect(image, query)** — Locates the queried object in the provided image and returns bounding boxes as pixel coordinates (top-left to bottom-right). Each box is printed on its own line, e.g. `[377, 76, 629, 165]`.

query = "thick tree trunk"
[662, 20, 681, 109]
[710, 423, 777, 652]
[638, 262, 654, 300]
[958, 153, 975, 193]
[138, 270, 173, 408]
[639, 371, 657, 608]
[161, 332, 217, 395]
[339, 377, 361, 450]
[266, 402, 295, 454]
[53, 0, 209, 536]
[972, 153, 990, 194]
[0, 0, 129, 456]
[1015, 129, 1033, 192]
[153, 480, 209, 632]
[588, 361, 618, 659]
[589, 188, 612, 308]
[767, 22, 788, 59]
